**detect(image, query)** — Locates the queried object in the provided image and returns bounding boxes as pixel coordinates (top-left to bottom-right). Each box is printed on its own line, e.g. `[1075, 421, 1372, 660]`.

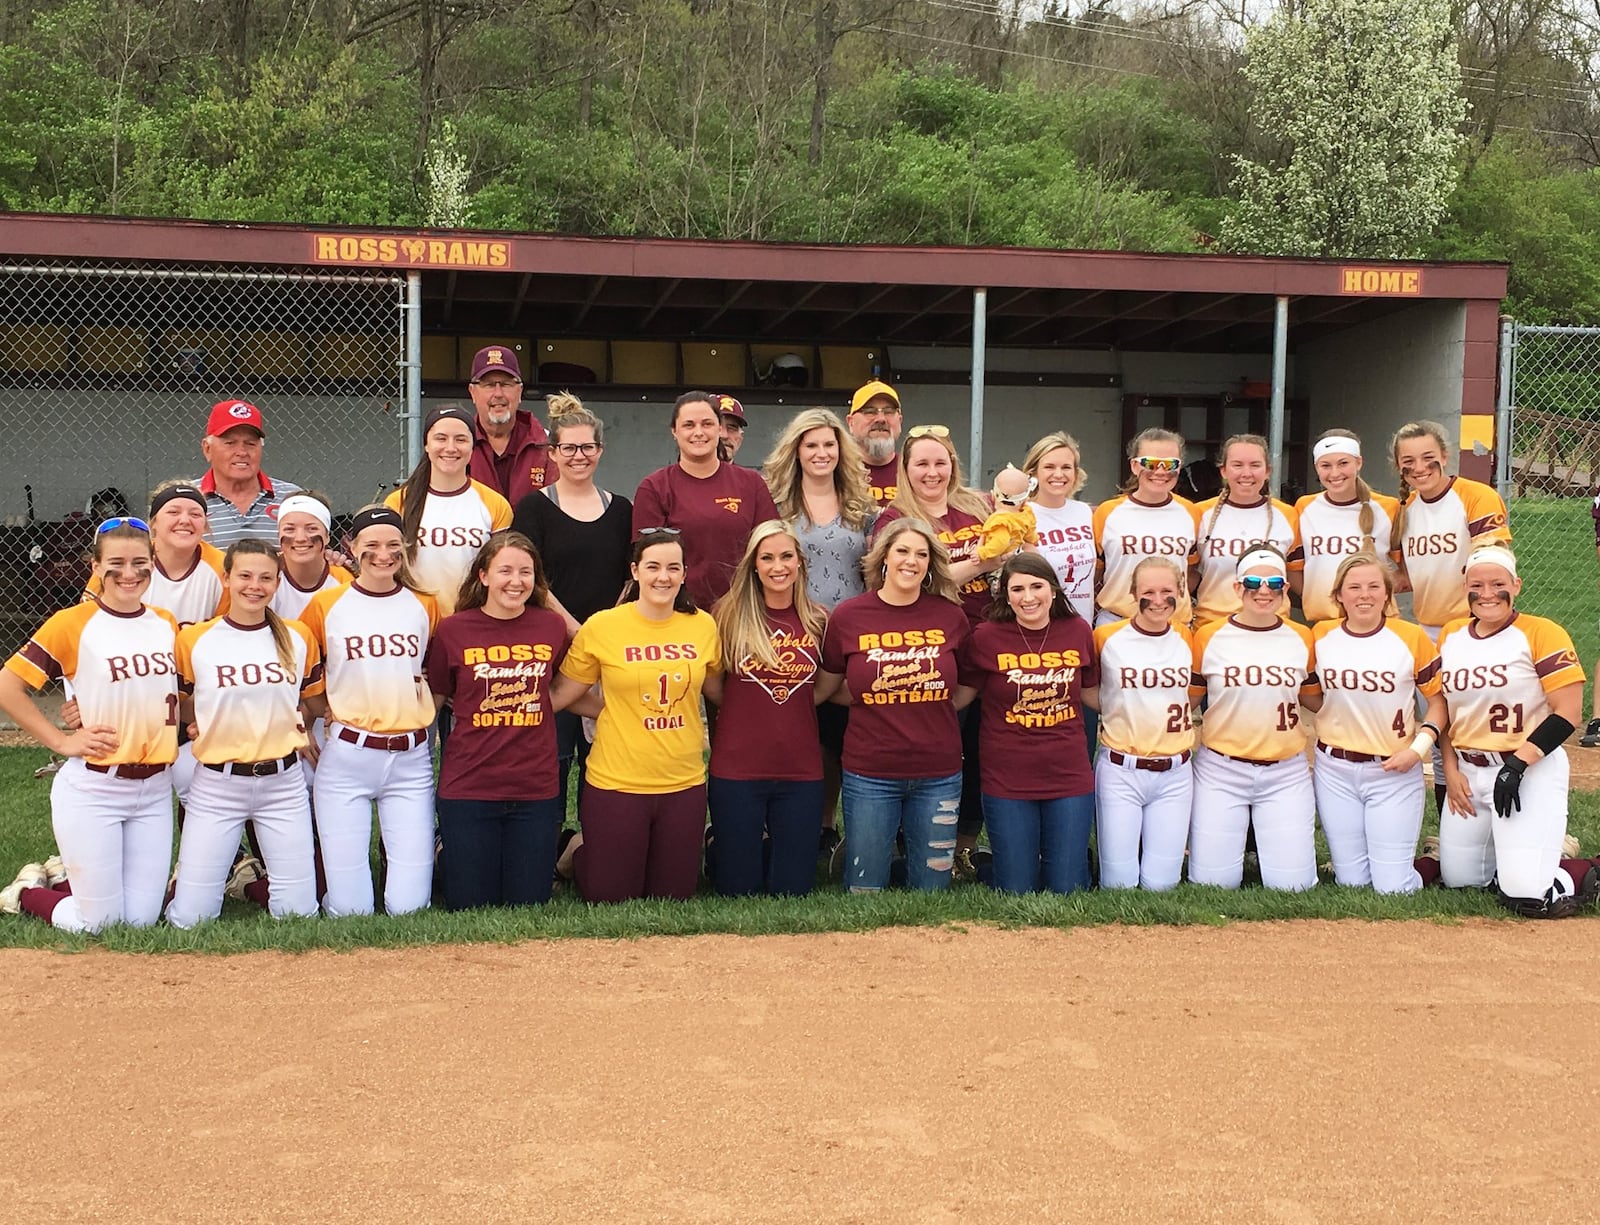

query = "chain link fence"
[1501, 322, 1600, 682]
[0, 260, 409, 651]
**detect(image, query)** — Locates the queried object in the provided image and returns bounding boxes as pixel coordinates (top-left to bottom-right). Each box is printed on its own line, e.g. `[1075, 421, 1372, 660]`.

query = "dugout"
[0, 214, 1507, 619]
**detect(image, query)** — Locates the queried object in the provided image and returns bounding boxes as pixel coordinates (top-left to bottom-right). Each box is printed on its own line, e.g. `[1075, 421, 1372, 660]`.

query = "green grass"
[1507, 495, 1598, 711]
[1, 742, 1597, 954]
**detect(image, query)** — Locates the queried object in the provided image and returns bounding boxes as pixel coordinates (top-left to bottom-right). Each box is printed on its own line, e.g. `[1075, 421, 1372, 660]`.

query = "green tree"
[1220, 0, 1467, 259]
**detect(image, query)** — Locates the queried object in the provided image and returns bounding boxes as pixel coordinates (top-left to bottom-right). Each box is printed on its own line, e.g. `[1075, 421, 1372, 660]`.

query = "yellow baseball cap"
[849, 380, 900, 415]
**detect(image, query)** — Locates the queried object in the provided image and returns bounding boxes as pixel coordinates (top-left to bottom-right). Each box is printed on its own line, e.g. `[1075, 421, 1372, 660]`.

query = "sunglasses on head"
[1240, 575, 1287, 592]
[97, 516, 151, 535]
[637, 526, 682, 539]
[906, 424, 951, 440]
[1135, 456, 1182, 473]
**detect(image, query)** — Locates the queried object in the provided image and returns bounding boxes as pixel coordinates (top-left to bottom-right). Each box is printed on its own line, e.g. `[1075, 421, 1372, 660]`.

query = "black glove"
[1493, 757, 1527, 818]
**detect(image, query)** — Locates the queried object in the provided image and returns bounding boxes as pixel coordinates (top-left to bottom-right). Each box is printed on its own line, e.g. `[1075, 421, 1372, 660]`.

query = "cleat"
[224, 857, 263, 902]
[42, 855, 67, 887]
[1581, 718, 1600, 749]
[0, 863, 48, 914]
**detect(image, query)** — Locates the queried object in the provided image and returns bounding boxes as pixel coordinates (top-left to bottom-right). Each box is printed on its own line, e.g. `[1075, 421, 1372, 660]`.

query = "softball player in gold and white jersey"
[1310, 553, 1444, 894]
[1092, 428, 1196, 627]
[270, 494, 353, 620]
[1290, 431, 1400, 623]
[0, 520, 179, 933]
[1390, 421, 1511, 633]
[384, 405, 513, 617]
[168, 540, 325, 927]
[1188, 545, 1321, 890]
[1090, 557, 1195, 891]
[1437, 546, 1590, 914]
[299, 506, 440, 917]
[1191, 435, 1298, 626]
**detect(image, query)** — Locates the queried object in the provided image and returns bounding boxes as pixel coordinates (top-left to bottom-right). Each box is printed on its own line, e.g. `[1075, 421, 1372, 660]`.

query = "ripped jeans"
[839, 769, 962, 892]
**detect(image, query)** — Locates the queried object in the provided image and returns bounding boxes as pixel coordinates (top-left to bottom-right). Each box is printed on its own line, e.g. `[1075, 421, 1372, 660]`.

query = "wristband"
[1526, 714, 1576, 756]
[1409, 729, 1436, 756]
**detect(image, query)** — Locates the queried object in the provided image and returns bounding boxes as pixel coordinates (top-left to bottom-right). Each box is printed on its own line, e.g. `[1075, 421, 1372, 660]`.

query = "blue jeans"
[981, 792, 1095, 894]
[840, 770, 962, 892]
[436, 796, 564, 910]
[707, 776, 825, 897]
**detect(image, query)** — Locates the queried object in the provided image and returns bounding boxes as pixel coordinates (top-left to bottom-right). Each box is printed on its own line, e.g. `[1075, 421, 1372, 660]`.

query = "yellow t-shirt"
[1290, 492, 1401, 623]
[560, 605, 721, 794]
[1190, 497, 1299, 624]
[6, 600, 180, 766]
[1310, 617, 1441, 756]
[1091, 494, 1197, 620]
[1092, 618, 1195, 757]
[1191, 617, 1319, 763]
[177, 616, 325, 764]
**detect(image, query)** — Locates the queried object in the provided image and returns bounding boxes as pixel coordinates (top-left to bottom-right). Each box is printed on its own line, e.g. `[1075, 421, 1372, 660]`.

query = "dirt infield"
[2, 922, 1596, 1223]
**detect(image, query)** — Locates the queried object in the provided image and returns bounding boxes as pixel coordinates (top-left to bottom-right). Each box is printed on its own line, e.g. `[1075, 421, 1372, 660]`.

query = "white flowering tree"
[1221, 0, 1467, 259]
[423, 120, 472, 229]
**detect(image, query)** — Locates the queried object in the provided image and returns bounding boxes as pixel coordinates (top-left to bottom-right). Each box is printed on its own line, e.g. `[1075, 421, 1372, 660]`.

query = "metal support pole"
[969, 288, 988, 482]
[1495, 315, 1516, 500]
[402, 272, 423, 475]
[1268, 295, 1288, 499]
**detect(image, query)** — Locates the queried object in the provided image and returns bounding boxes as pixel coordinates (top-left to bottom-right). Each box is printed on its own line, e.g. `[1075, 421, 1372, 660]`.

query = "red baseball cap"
[716, 394, 747, 426]
[206, 399, 265, 437]
[470, 345, 522, 382]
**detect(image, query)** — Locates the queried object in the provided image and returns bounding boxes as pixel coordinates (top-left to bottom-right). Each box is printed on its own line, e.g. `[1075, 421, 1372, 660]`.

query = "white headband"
[1466, 545, 1518, 578]
[1313, 436, 1361, 461]
[1236, 547, 1287, 578]
[277, 495, 331, 533]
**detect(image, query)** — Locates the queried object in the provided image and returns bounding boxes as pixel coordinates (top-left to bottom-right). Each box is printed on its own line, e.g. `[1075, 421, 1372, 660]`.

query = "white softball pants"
[1188, 747, 1316, 891]
[1443, 749, 1569, 901]
[1311, 748, 1424, 894]
[171, 741, 198, 808]
[167, 766, 318, 928]
[1094, 749, 1192, 890]
[313, 727, 434, 917]
[48, 760, 173, 933]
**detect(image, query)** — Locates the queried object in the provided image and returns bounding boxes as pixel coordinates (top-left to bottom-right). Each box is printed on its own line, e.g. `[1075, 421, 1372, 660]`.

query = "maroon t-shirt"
[632, 461, 781, 609]
[708, 604, 823, 782]
[866, 460, 898, 506]
[959, 617, 1098, 800]
[821, 591, 969, 780]
[873, 505, 990, 625]
[423, 605, 568, 801]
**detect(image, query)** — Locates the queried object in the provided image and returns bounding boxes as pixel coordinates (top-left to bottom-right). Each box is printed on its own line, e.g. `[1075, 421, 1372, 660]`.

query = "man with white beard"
[847, 380, 904, 505]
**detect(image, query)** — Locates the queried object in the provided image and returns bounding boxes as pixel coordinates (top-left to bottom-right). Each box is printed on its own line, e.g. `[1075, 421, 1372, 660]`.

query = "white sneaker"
[0, 863, 48, 914]
[225, 857, 264, 901]
[42, 855, 66, 887]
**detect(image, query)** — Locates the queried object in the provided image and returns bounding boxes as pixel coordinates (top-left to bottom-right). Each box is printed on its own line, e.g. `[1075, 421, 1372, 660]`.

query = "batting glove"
[1493, 757, 1527, 818]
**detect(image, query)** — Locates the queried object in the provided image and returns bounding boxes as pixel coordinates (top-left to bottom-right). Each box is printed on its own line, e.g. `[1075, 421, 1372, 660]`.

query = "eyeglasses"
[636, 526, 682, 539]
[906, 424, 951, 440]
[97, 516, 150, 535]
[858, 405, 901, 418]
[1135, 456, 1182, 473]
[555, 443, 600, 457]
[1240, 575, 1287, 592]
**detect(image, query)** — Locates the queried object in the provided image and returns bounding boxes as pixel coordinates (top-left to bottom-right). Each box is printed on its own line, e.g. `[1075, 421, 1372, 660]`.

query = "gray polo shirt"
[198, 470, 304, 548]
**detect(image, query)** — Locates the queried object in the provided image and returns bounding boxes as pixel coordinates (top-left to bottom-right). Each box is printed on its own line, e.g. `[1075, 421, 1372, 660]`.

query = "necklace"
[1014, 618, 1051, 657]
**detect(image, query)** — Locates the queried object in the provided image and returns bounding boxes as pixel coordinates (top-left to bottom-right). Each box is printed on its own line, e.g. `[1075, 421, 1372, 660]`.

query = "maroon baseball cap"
[470, 345, 522, 382]
[716, 394, 747, 426]
[205, 399, 265, 436]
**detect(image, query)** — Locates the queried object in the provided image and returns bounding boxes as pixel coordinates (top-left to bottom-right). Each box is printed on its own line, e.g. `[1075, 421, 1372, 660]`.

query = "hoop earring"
[923, 571, 934, 590]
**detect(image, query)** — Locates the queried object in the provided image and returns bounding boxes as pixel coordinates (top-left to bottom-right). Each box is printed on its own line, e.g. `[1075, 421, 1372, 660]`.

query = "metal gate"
[0, 260, 409, 648]
[1498, 320, 1600, 676]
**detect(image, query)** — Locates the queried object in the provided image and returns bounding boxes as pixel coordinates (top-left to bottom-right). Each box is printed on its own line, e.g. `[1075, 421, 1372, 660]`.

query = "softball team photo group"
[1, 343, 1596, 933]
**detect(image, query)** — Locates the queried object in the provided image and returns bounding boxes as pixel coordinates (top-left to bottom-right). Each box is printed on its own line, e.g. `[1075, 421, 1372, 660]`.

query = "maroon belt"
[86, 762, 167, 780]
[1457, 750, 1500, 768]
[1107, 749, 1191, 773]
[1316, 742, 1381, 764]
[337, 726, 426, 752]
